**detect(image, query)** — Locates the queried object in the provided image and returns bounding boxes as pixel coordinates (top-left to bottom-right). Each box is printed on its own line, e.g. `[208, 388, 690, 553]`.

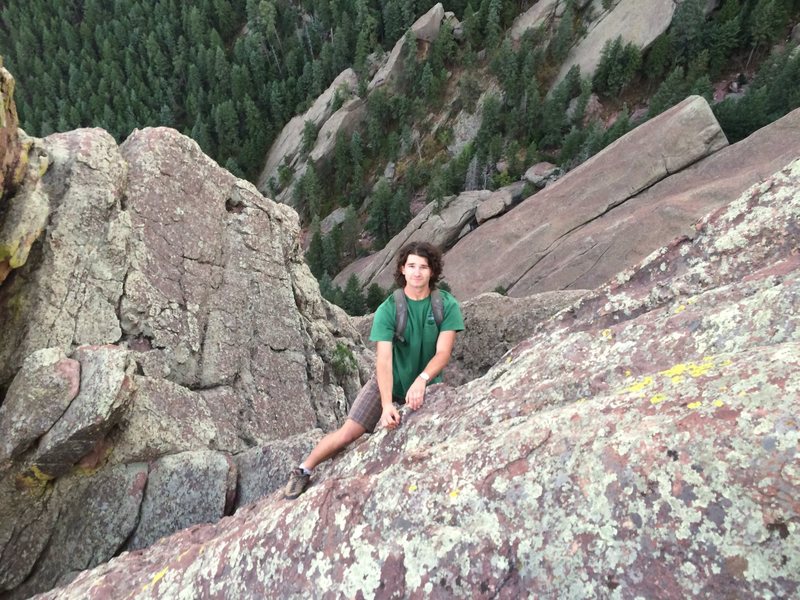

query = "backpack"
[393, 288, 444, 343]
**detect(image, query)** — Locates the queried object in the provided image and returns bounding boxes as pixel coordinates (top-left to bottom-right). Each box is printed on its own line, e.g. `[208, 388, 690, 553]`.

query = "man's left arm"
[405, 330, 458, 410]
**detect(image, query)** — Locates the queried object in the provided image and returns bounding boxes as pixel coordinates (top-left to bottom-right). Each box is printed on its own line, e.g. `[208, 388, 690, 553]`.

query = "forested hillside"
[1, 0, 800, 315]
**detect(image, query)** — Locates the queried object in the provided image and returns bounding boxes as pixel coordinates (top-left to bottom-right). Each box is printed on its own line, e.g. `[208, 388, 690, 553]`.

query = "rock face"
[369, 3, 446, 92]
[37, 157, 800, 599]
[0, 126, 371, 598]
[334, 189, 491, 290]
[445, 101, 800, 301]
[509, 0, 558, 41]
[0, 64, 21, 197]
[256, 68, 358, 196]
[555, 0, 676, 83]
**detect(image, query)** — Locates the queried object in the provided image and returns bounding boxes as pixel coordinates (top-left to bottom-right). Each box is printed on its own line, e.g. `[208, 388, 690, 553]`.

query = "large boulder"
[554, 0, 676, 84]
[334, 189, 491, 290]
[443, 95, 729, 300]
[308, 98, 367, 166]
[0, 125, 371, 598]
[36, 157, 800, 599]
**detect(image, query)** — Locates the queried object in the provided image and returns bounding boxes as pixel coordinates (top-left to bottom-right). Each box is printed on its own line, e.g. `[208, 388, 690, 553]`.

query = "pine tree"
[367, 178, 393, 248]
[342, 274, 367, 316]
[365, 283, 386, 312]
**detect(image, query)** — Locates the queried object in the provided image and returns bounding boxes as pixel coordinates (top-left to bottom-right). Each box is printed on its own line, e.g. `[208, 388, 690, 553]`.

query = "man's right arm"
[376, 341, 400, 429]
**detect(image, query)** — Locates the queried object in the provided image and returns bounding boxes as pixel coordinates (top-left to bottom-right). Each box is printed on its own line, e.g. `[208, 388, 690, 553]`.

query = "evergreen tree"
[342, 274, 367, 316]
[648, 66, 688, 117]
[306, 218, 326, 278]
[365, 283, 386, 312]
[367, 178, 393, 248]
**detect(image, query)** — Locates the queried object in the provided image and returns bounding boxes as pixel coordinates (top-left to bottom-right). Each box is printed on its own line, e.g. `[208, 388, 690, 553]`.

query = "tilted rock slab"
[508, 0, 558, 41]
[507, 102, 800, 297]
[256, 68, 357, 195]
[445, 96, 728, 300]
[37, 158, 800, 599]
[334, 189, 491, 290]
[554, 0, 676, 84]
[0, 64, 21, 199]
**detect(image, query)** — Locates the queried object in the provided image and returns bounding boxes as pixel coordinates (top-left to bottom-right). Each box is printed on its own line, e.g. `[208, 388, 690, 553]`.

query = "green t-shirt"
[370, 289, 465, 399]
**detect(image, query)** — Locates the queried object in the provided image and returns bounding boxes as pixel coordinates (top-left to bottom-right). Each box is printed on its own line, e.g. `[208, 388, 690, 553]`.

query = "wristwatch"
[418, 372, 430, 382]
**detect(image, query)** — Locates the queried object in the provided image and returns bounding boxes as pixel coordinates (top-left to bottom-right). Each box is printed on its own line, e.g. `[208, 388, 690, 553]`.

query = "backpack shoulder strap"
[430, 288, 444, 328]
[393, 288, 408, 342]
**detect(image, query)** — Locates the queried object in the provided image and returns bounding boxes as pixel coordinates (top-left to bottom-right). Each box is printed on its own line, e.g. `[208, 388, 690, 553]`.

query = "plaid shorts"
[347, 375, 404, 433]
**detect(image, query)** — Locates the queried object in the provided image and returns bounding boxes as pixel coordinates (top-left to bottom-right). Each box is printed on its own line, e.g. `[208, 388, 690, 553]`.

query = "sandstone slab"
[555, 0, 676, 83]
[475, 181, 525, 224]
[443, 96, 728, 300]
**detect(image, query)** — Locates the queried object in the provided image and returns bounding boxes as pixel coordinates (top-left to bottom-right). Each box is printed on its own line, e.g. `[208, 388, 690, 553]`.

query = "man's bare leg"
[302, 418, 367, 470]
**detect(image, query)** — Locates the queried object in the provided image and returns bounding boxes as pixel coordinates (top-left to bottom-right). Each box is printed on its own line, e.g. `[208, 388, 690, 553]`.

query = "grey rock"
[257, 68, 358, 195]
[31, 345, 135, 478]
[0, 348, 80, 463]
[6, 463, 147, 599]
[524, 162, 561, 188]
[509, 0, 558, 41]
[309, 98, 367, 166]
[129, 451, 234, 550]
[475, 182, 526, 224]
[411, 2, 445, 42]
[554, 0, 676, 84]
[334, 190, 491, 290]
[234, 430, 324, 509]
[320, 207, 349, 235]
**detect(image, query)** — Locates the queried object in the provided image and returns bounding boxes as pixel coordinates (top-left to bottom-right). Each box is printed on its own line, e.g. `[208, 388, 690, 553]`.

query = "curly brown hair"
[394, 242, 443, 289]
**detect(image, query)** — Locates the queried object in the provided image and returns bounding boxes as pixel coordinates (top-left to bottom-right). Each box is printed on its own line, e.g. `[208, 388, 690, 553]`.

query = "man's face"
[401, 254, 432, 290]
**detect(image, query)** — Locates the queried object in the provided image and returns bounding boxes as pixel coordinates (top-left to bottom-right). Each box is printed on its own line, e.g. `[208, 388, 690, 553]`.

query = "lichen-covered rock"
[36, 158, 800, 599]
[29, 345, 135, 479]
[0, 125, 370, 597]
[128, 451, 235, 551]
[4, 462, 147, 600]
[234, 430, 324, 509]
[0, 348, 80, 463]
[475, 181, 525, 224]
[0, 64, 21, 198]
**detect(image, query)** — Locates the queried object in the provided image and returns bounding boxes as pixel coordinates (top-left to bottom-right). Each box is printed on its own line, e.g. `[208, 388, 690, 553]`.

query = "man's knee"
[337, 421, 365, 445]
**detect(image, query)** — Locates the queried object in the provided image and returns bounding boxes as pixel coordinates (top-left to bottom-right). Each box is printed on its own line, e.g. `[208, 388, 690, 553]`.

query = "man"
[284, 241, 464, 499]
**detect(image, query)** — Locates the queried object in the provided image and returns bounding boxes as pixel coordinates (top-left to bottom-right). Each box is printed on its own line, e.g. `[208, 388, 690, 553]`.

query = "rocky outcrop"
[474, 181, 526, 224]
[446, 289, 589, 386]
[0, 64, 21, 197]
[308, 98, 367, 166]
[509, 0, 558, 41]
[555, 0, 676, 83]
[0, 67, 49, 286]
[334, 189, 491, 290]
[443, 95, 730, 300]
[369, 3, 446, 92]
[256, 68, 358, 196]
[0, 126, 371, 598]
[37, 157, 800, 599]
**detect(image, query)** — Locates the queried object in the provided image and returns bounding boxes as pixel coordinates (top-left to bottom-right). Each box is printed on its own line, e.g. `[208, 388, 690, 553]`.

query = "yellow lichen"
[408, 484, 418, 493]
[600, 329, 613, 340]
[449, 488, 460, 498]
[650, 394, 666, 405]
[687, 401, 702, 409]
[674, 305, 686, 314]
[713, 400, 725, 408]
[624, 376, 653, 393]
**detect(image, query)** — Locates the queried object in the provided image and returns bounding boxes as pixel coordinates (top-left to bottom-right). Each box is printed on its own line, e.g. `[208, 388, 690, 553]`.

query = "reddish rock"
[33, 159, 800, 600]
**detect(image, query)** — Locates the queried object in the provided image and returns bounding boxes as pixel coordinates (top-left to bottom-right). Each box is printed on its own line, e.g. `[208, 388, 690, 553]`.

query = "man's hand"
[380, 404, 401, 429]
[406, 377, 426, 410]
